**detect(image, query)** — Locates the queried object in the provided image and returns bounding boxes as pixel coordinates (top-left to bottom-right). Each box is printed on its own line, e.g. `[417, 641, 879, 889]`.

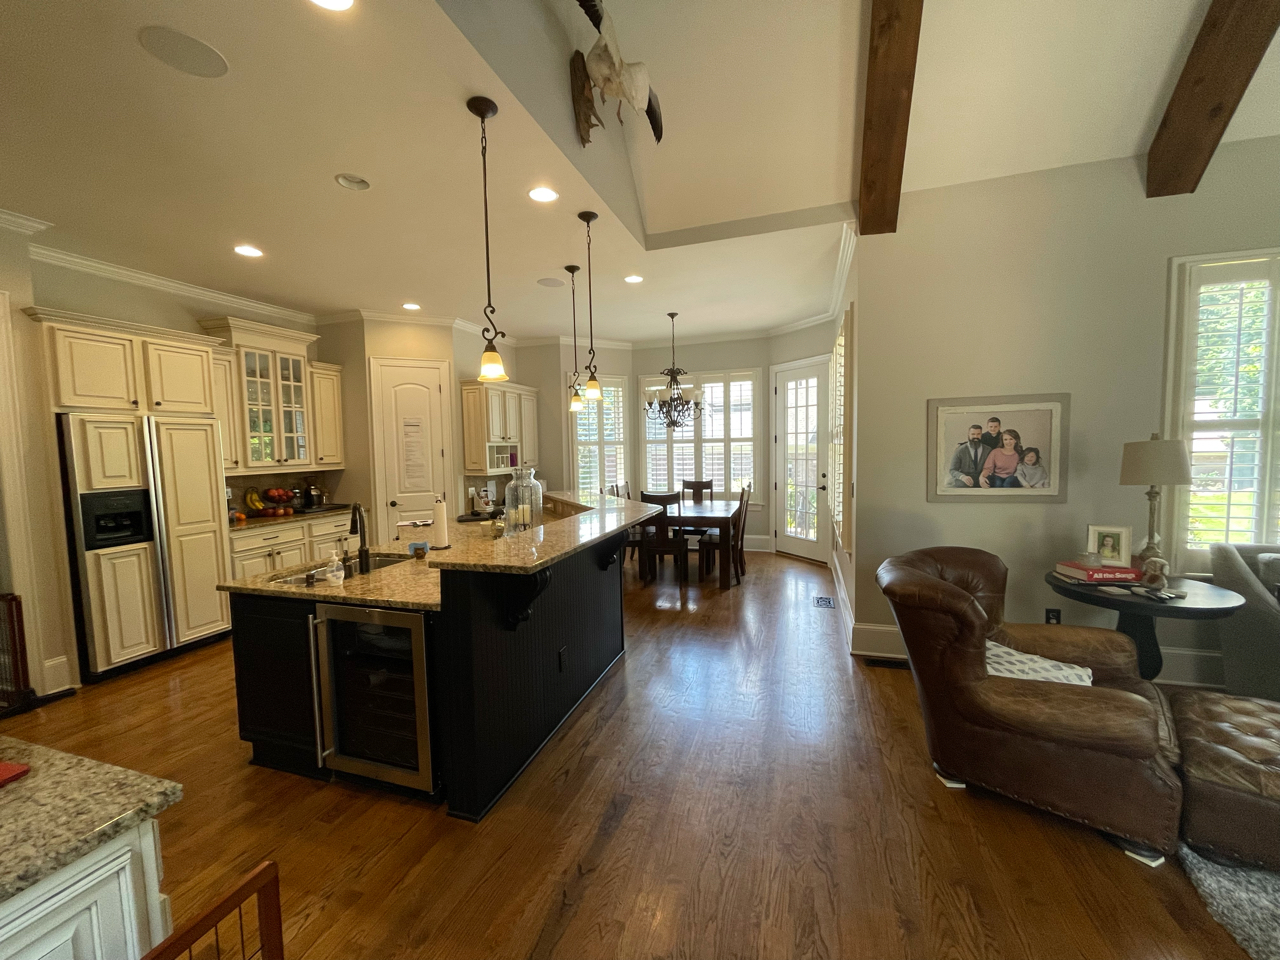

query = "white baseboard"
[828, 549, 854, 649]
[744, 534, 774, 553]
[851, 622, 907, 658]
[1156, 647, 1224, 687]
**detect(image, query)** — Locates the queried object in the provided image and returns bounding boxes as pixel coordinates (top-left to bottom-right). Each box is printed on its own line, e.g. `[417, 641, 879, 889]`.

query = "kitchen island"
[0, 737, 181, 957]
[219, 492, 660, 821]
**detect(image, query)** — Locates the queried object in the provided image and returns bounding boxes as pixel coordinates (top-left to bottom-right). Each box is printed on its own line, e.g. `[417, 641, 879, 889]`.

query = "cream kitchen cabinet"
[211, 349, 244, 472]
[310, 362, 345, 467]
[142, 341, 214, 414]
[198, 318, 324, 474]
[230, 541, 315, 579]
[86, 542, 165, 668]
[34, 311, 221, 415]
[460, 380, 537, 476]
[72, 416, 143, 491]
[230, 515, 354, 574]
[519, 391, 539, 468]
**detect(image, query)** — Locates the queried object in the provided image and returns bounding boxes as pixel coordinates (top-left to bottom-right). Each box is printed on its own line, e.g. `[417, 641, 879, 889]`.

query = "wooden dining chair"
[697, 484, 750, 584]
[640, 492, 688, 584]
[609, 482, 641, 559]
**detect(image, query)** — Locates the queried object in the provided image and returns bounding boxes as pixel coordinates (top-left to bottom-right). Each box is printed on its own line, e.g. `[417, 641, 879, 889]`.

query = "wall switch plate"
[1045, 608, 1061, 624]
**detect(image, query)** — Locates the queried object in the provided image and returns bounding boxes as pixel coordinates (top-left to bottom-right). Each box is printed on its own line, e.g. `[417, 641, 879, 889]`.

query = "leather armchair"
[1208, 543, 1280, 700]
[876, 546, 1183, 854]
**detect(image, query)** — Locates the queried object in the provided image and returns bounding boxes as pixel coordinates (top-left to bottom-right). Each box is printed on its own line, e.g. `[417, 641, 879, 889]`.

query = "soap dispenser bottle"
[324, 550, 345, 585]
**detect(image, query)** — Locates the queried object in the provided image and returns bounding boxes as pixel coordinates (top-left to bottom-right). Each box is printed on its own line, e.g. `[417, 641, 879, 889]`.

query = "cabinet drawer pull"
[155, 401, 162, 406]
[262, 535, 280, 541]
[131, 399, 139, 406]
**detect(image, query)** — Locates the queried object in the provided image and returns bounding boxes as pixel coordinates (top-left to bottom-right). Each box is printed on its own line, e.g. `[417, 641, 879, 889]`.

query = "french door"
[773, 361, 830, 562]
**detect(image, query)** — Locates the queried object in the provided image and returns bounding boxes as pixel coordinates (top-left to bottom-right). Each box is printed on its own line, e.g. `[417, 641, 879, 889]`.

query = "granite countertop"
[0, 737, 182, 903]
[228, 503, 350, 532]
[218, 493, 660, 606]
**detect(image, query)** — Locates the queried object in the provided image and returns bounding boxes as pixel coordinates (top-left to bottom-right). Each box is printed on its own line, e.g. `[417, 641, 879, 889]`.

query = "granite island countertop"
[218, 492, 661, 608]
[0, 737, 182, 903]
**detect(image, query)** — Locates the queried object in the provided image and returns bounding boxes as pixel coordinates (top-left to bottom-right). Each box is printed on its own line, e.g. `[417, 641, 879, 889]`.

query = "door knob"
[818, 485, 828, 491]
[389, 500, 398, 507]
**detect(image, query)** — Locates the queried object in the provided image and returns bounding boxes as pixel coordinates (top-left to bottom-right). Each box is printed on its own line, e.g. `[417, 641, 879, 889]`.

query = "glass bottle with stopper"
[504, 467, 543, 535]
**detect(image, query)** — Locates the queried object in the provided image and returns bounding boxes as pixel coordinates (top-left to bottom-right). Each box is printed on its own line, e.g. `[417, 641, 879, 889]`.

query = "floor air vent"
[813, 596, 835, 608]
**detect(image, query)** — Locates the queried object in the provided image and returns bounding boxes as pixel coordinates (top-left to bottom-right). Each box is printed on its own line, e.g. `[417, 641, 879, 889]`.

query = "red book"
[0, 761, 30, 787]
[1055, 561, 1141, 582]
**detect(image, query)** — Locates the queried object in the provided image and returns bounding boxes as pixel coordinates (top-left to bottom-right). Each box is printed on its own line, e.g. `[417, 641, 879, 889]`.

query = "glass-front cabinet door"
[277, 353, 310, 466]
[241, 348, 276, 467]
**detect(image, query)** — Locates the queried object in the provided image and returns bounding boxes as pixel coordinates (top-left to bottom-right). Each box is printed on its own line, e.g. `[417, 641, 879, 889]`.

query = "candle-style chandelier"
[645, 312, 702, 430]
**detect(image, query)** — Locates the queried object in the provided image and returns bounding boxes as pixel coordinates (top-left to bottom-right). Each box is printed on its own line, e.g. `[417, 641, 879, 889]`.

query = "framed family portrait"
[926, 393, 1070, 503]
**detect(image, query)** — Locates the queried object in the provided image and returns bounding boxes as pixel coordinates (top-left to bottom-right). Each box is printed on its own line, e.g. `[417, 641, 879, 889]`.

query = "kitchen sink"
[269, 555, 410, 586]
[369, 555, 410, 570]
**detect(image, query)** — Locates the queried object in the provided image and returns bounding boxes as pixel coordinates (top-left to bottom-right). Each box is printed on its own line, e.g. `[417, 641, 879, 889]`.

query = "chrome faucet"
[349, 502, 371, 574]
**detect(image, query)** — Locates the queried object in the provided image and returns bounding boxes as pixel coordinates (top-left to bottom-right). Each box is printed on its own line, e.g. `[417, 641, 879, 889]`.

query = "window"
[570, 376, 627, 495]
[1170, 252, 1280, 569]
[642, 370, 758, 498]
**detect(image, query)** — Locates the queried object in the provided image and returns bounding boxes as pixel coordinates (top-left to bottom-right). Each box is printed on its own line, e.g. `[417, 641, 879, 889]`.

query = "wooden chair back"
[607, 481, 631, 500]
[641, 492, 683, 545]
[141, 860, 284, 960]
[681, 479, 714, 504]
[733, 484, 751, 552]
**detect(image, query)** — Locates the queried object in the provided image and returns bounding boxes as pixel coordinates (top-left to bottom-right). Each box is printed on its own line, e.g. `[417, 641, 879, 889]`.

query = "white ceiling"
[1, 0, 1276, 342]
[0, 0, 841, 341]
[901, 0, 1280, 193]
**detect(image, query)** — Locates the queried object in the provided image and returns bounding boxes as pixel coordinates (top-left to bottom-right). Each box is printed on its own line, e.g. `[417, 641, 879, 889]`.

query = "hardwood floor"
[0, 554, 1242, 959]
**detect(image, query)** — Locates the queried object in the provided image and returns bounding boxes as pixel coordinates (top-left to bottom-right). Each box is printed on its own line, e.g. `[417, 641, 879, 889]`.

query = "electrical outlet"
[1045, 608, 1062, 625]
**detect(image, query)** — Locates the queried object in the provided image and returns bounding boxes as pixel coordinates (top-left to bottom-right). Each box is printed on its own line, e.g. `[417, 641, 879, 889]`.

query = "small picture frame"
[1087, 525, 1132, 567]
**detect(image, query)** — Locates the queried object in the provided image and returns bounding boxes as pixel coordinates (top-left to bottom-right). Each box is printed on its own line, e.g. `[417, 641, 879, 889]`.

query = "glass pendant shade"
[568, 387, 584, 412]
[584, 376, 601, 400]
[479, 345, 508, 381]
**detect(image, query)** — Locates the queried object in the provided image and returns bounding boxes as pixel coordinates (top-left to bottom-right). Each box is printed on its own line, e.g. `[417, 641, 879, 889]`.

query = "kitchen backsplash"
[227, 471, 342, 512]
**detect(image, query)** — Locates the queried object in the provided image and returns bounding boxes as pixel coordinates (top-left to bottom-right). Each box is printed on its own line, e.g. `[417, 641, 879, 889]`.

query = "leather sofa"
[876, 546, 1183, 854]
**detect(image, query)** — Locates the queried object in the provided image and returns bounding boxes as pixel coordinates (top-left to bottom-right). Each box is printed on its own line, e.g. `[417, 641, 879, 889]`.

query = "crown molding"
[316, 309, 458, 328]
[25, 306, 225, 347]
[27, 245, 316, 327]
[516, 335, 632, 351]
[766, 220, 858, 336]
[0, 209, 53, 235]
[197, 315, 319, 347]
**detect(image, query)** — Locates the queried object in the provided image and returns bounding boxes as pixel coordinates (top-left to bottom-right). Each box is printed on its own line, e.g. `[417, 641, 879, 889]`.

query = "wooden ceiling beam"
[857, 0, 925, 235]
[1146, 0, 1280, 198]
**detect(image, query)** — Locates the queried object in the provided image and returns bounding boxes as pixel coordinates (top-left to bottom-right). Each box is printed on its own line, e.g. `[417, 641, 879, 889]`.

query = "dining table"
[678, 499, 743, 589]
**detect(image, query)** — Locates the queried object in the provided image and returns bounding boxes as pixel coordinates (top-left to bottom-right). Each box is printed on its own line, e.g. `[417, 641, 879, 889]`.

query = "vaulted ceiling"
[0, 0, 1275, 342]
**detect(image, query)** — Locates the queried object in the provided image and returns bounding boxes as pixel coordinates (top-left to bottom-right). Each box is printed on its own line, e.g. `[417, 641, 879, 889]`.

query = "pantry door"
[370, 358, 453, 542]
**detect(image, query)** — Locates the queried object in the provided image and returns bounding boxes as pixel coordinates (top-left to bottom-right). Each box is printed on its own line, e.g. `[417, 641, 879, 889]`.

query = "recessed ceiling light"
[528, 187, 559, 202]
[310, 0, 354, 9]
[234, 244, 263, 258]
[537, 278, 565, 287]
[402, 303, 421, 310]
[137, 26, 228, 78]
[624, 275, 643, 283]
[335, 173, 370, 191]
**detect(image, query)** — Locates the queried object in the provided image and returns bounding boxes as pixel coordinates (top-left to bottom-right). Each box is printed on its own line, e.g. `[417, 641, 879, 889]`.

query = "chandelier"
[645, 312, 702, 430]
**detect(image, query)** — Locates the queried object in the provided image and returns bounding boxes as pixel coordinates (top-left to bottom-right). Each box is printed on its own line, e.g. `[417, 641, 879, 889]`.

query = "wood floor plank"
[0, 554, 1246, 959]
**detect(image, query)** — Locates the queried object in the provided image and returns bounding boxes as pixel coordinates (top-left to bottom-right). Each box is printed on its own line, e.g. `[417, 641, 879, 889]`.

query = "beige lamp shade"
[1120, 437, 1192, 486]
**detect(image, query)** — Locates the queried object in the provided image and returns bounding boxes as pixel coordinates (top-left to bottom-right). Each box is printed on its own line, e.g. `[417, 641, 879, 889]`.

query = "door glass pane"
[784, 376, 818, 540]
[292, 358, 303, 382]
[244, 352, 257, 378]
[245, 351, 274, 464]
[278, 353, 307, 461]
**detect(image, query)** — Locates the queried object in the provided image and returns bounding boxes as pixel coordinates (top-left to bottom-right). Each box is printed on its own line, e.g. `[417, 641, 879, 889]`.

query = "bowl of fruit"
[246, 487, 296, 518]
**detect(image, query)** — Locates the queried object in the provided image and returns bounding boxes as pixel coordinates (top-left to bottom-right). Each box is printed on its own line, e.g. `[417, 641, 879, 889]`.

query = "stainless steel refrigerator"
[59, 412, 232, 677]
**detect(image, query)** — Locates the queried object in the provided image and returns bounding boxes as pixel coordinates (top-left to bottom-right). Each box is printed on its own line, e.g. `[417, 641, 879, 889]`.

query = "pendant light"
[645, 312, 703, 430]
[467, 96, 508, 382]
[578, 211, 602, 400]
[566, 264, 584, 412]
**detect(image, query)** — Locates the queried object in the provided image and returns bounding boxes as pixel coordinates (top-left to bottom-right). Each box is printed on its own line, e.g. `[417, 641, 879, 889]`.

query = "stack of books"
[1053, 560, 1142, 582]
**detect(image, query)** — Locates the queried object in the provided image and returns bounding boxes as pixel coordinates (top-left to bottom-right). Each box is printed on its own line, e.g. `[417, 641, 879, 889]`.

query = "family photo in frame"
[926, 394, 1070, 503]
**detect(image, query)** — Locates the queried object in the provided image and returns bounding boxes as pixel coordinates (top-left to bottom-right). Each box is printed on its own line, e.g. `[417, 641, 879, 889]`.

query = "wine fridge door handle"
[307, 615, 326, 769]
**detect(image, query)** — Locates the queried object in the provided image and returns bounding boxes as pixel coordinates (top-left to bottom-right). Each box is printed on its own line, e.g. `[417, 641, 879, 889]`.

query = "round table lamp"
[1120, 434, 1192, 563]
